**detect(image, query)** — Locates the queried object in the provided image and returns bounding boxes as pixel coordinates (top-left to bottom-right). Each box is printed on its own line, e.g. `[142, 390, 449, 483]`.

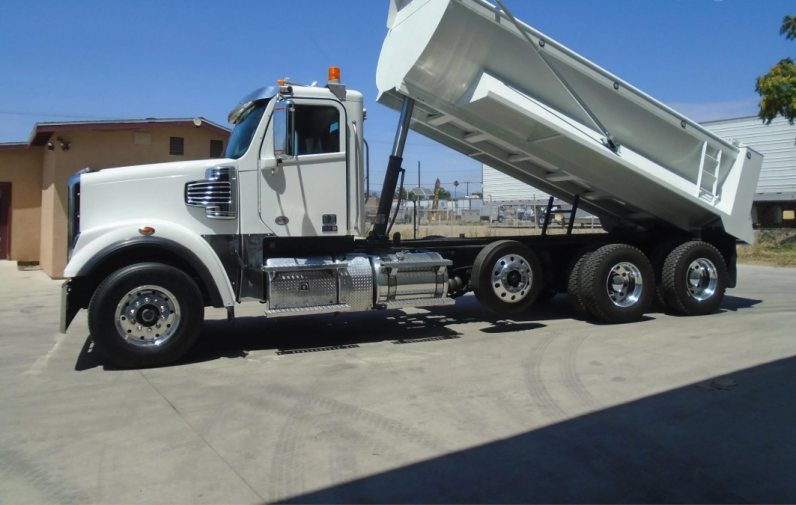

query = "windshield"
[225, 100, 268, 159]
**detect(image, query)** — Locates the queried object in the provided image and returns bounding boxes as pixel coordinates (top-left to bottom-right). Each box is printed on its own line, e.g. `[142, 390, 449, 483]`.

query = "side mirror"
[273, 99, 295, 160]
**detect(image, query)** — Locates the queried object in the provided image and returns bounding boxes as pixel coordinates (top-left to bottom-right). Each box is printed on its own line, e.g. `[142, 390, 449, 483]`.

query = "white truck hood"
[79, 158, 240, 236]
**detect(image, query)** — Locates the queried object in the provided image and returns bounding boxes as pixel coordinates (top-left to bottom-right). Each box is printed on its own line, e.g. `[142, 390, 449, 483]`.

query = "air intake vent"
[185, 166, 237, 219]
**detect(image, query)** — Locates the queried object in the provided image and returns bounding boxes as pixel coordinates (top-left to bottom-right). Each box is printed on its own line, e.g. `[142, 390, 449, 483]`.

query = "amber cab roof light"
[328, 67, 341, 84]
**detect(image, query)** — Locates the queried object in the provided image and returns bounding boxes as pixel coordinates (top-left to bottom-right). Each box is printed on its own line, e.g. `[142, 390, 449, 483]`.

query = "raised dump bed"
[376, 0, 763, 243]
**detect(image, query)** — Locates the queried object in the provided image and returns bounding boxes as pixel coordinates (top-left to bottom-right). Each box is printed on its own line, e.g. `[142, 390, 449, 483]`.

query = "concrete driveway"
[1, 260, 795, 504]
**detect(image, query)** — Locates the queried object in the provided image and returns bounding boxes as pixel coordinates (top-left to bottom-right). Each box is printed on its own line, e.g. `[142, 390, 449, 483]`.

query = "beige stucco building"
[0, 118, 230, 278]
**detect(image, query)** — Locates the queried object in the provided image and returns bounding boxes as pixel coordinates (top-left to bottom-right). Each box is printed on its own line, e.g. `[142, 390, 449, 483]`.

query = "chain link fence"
[752, 200, 796, 230]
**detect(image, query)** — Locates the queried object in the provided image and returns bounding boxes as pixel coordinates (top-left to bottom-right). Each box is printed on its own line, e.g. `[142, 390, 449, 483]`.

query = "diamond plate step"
[382, 297, 455, 309]
[265, 304, 352, 318]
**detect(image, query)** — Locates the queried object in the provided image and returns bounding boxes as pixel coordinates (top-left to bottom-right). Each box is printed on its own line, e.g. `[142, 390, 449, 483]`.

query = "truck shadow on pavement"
[73, 293, 762, 371]
[279, 354, 796, 504]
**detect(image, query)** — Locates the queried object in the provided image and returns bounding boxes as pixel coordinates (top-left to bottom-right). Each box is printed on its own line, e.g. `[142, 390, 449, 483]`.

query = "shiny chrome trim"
[114, 285, 181, 347]
[687, 258, 718, 302]
[490, 253, 533, 303]
[67, 167, 90, 261]
[606, 262, 644, 308]
[265, 304, 353, 318]
[228, 86, 279, 124]
[185, 166, 237, 220]
[383, 297, 455, 309]
[264, 263, 348, 273]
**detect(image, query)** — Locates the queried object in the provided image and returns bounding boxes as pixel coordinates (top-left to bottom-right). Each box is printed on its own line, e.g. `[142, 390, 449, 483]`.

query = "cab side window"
[293, 105, 341, 155]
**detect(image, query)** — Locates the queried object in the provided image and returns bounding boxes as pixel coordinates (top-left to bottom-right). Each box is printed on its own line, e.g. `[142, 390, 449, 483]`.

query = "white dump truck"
[61, 0, 763, 367]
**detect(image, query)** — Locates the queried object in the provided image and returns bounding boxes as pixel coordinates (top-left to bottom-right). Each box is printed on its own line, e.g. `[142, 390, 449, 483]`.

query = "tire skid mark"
[268, 384, 449, 454]
[326, 438, 360, 504]
[267, 384, 449, 502]
[449, 386, 539, 438]
[523, 331, 569, 422]
[559, 332, 602, 412]
[0, 449, 91, 505]
[268, 393, 312, 502]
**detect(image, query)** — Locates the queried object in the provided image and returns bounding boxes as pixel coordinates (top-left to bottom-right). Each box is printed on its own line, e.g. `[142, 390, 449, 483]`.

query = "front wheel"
[88, 263, 205, 368]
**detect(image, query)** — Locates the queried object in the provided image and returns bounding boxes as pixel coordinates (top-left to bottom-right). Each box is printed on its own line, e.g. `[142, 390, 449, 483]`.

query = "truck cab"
[225, 76, 367, 239]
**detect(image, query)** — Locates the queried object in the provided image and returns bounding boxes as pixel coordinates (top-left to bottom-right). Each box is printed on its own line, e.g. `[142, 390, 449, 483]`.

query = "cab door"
[259, 98, 348, 237]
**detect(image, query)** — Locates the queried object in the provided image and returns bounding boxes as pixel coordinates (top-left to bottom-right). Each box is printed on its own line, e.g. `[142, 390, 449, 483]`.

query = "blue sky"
[1, 0, 793, 195]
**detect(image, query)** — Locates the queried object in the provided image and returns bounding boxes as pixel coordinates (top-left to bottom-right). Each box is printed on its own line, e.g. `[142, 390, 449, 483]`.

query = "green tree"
[781, 15, 796, 40]
[394, 187, 417, 201]
[437, 188, 452, 201]
[756, 15, 796, 130]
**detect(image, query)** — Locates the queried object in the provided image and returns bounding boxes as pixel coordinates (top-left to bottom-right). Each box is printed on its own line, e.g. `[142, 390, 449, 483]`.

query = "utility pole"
[418, 160, 421, 193]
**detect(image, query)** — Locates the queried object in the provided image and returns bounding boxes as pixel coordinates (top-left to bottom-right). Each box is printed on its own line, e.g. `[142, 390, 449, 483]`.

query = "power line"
[0, 109, 120, 120]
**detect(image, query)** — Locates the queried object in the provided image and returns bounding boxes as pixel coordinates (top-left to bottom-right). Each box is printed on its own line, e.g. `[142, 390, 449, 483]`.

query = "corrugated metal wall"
[482, 164, 551, 203]
[483, 117, 796, 200]
[703, 116, 796, 195]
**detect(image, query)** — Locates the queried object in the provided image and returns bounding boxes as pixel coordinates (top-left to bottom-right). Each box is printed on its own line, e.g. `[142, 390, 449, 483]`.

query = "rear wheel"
[661, 241, 728, 316]
[580, 244, 654, 324]
[567, 251, 592, 318]
[88, 263, 205, 368]
[472, 240, 542, 315]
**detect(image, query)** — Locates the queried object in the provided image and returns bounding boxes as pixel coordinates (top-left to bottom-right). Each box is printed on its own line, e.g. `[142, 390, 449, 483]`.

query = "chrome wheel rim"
[491, 254, 533, 303]
[114, 285, 180, 347]
[606, 262, 643, 308]
[686, 258, 718, 301]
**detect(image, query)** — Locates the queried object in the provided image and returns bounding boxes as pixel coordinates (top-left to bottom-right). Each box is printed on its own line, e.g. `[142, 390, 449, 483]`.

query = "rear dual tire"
[567, 252, 592, 318]
[661, 241, 727, 316]
[579, 244, 655, 324]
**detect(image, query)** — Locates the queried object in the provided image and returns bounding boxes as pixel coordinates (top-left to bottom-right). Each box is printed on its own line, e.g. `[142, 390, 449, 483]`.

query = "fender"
[65, 219, 236, 307]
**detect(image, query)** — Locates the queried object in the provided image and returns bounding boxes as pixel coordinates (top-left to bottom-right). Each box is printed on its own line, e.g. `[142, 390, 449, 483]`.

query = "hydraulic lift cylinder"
[373, 96, 415, 237]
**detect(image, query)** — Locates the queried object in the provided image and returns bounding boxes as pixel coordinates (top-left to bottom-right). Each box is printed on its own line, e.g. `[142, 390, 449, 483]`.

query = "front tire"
[661, 241, 728, 316]
[88, 263, 205, 368]
[472, 240, 542, 315]
[580, 244, 654, 324]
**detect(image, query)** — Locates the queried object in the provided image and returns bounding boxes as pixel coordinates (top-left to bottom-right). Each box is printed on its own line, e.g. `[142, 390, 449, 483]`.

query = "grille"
[210, 139, 224, 158]
[169, 136, 184, 155]
[185, 166, 237, 219]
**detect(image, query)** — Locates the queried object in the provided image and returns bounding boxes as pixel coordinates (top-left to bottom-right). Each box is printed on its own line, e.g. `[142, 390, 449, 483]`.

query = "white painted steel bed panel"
[376, 0, 763, 242]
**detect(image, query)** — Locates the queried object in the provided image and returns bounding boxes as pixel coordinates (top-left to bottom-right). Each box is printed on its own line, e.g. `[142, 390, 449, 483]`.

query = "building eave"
[16, 117, 230, 148]
[0, 142, 31, 152]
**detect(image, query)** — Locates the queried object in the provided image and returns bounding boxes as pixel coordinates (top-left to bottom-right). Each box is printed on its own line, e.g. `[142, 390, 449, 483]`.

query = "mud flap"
[60, 281, 79, 333]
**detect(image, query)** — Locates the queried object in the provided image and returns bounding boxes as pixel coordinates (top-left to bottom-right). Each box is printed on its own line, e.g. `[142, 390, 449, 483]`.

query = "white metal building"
[482, 165, 551, 204]
[702, 116, 796, 197]
[483, 116, 796, 228]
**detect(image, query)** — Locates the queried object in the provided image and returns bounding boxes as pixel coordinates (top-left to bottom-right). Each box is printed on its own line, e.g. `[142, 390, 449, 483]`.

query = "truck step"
[265, 304, 352, 318]
[382, 297, 455, 310]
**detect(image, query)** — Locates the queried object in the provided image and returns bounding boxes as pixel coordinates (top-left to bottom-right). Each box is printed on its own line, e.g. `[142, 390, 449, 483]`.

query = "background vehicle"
[60, 0, 763, 367]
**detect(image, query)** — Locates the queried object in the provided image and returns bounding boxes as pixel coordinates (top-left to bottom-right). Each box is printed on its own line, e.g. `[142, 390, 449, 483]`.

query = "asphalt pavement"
[1, 260, 795, 504]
